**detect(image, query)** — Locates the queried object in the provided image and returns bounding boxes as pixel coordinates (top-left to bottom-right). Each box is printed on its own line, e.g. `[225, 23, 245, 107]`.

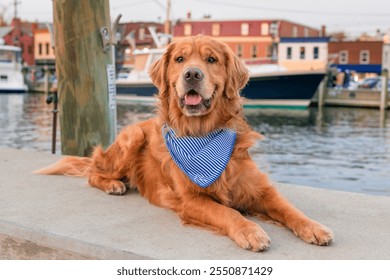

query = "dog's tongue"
[184, 94, 202, 105]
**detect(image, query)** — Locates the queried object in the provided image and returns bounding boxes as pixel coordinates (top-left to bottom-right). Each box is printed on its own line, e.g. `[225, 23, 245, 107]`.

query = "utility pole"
[53, 0, 117, 156]
[13, 0, 20, 19]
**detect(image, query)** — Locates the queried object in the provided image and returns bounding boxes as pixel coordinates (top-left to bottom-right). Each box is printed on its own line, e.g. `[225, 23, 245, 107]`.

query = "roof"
[0, 26, 13, 38]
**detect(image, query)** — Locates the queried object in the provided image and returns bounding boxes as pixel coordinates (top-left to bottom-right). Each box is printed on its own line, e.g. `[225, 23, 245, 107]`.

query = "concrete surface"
[0, 147, 389, 260]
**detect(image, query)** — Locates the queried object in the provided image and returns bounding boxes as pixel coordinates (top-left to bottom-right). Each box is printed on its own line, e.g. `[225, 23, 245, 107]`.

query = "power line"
[192, 0, 390, 18]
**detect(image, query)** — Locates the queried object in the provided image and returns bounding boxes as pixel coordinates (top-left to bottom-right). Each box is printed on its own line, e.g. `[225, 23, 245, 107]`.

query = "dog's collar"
[162, 124, 237, 188]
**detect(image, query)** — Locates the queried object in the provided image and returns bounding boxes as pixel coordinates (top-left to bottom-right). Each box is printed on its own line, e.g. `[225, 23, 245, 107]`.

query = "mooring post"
[53, 0, 117, 156]
[318, 76, 327, 109]
[380, 69, 389, 112]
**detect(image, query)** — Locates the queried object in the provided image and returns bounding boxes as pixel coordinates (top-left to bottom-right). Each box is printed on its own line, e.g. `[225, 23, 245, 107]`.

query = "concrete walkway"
[1, 147, 389, 259]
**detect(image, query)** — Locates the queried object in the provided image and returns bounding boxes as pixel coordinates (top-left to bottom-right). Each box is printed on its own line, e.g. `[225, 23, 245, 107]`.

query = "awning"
[331, 64, 382, 74]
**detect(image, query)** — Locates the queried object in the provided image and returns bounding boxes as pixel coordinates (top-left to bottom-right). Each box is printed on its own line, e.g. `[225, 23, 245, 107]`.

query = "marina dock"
[1, 147, 389, 260]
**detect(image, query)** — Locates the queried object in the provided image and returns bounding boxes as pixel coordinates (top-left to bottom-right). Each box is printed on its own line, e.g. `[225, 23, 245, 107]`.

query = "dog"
[35, 35, 333, 251]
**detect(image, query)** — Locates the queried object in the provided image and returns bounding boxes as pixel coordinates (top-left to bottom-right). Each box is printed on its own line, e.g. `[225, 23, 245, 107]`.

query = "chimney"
[321, 25, 326, 37]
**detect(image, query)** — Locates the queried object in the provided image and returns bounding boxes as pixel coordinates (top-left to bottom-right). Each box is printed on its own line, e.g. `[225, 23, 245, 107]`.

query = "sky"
[2, 0, 390, 37]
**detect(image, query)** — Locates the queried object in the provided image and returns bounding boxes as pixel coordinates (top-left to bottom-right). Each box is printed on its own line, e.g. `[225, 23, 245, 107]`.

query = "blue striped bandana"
[162, 124, 237, 188]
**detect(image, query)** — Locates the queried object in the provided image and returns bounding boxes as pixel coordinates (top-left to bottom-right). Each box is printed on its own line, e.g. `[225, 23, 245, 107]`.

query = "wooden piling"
[53, 0, 116, 156]
[380, 70, 389, 112]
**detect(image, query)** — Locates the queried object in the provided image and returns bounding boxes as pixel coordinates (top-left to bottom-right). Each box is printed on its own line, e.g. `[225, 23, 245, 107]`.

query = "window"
[139, 27, 145, 40]
[184, 24, 192, 36]
[300, 46, 305, 59]
[313, 46, 319, 59]
[360, 50, 370, 64]
[266, 45, 272, 58]
[286, 47, 292, 59]
[38, 43, 42, 55]
[251, 45, 257, 58]
[212, 24, 220, 36]
[237, 44, 243, 57]
[292, 26, 298, 37]
[339, 50, 348, 64]
[304, 28, 309, 37]
[261, 23, 269, 35]
[241, 23, 249, 36]
[46, 43, 50, 55]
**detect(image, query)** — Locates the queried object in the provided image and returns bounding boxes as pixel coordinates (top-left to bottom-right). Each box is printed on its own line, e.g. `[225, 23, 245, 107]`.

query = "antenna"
[14, 0, 21, 19]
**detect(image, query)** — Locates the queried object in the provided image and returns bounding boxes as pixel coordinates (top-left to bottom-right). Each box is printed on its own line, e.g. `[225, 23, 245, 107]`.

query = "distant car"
[357, 77, 381, 89]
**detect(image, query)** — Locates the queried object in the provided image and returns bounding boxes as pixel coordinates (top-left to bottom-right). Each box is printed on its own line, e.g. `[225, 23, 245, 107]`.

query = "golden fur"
[35, 36, 333, 251]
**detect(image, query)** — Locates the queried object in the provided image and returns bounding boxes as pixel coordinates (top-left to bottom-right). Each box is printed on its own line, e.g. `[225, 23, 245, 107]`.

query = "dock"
[313, 88, 390, 108]
[1, 147, 390, 260]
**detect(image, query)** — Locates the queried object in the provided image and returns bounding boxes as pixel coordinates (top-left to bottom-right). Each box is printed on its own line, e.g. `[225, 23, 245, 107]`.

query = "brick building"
[328, 41, 384, 74]
[2, 18, 37, 66]
[116, 22, 164, 69]
[173, 18, 320, 62]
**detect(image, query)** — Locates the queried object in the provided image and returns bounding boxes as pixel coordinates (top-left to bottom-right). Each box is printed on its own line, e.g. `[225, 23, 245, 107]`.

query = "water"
[1, 93, 390, 196]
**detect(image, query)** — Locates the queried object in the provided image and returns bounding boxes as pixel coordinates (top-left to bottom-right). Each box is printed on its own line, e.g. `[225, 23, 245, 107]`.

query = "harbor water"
[1, 93, 389, 196]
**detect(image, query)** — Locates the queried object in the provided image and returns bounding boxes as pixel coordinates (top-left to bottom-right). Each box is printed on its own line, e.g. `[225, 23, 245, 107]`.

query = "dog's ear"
[223, 45, 249, 99]
[149, 42, 176, 92]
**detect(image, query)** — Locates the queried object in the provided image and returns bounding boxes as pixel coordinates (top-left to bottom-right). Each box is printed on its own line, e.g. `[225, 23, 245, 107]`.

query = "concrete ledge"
[1, 148, 389, 259]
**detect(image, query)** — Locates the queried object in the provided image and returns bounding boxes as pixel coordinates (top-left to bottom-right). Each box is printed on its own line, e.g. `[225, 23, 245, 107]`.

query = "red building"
[3, 18, 38, 66]
[328, 41, 383, 74]
[173, 17, 320, 61]
[116, 22, 164, 68]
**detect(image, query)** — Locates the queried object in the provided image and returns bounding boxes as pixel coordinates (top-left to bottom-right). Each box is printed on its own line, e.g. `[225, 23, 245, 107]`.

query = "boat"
[0, 42, 28, 93]
[116, 32, 325, 109]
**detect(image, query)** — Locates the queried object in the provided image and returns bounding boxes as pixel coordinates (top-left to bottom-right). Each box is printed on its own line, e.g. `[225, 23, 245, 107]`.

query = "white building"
[278, 37, 329, 71]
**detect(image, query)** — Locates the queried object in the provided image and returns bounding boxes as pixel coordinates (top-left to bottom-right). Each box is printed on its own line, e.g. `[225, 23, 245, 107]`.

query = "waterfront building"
[278, 37, 330, 71]
[116, 22, 164, 69]
[1, 18, 37, 66]
[328, 40, 384, 75]
[173, 15, 321, 63]
[33, 27, 55, 67]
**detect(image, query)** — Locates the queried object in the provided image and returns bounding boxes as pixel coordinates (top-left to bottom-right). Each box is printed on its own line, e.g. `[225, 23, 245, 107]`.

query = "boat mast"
[164, 0, 171, 35]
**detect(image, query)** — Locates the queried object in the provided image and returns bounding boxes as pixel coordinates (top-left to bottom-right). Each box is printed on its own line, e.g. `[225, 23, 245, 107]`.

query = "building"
[33, 26, 55, 67]
[1, 18, 37, 66]
[328, 41, 384, 75]
[278, 37, 330, 71]
[116, 22, 164, 69]
[173, 17, 321, 62]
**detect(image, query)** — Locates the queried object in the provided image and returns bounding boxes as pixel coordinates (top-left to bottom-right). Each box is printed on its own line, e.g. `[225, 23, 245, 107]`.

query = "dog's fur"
[35, 36, 333, 251]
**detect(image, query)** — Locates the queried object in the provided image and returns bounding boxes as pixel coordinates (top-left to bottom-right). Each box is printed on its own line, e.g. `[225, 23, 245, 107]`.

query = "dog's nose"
[183, 67, 204, 83]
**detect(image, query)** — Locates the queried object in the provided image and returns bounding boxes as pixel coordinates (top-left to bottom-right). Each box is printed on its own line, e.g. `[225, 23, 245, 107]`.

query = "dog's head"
[149, 36, 249, 135]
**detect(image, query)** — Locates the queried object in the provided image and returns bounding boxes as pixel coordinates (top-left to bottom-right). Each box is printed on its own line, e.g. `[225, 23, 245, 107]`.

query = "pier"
[315, 75, 390, 110]
[1, 147, 389, 259]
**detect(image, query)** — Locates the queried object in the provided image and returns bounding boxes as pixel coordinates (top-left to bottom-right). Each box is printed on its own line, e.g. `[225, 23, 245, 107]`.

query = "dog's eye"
[176, 56, 184, 63]
[207, 57, 217, 64]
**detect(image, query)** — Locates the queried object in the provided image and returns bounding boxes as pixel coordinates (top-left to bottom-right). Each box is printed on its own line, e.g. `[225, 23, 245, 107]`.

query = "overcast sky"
[3, 0, 390, 37]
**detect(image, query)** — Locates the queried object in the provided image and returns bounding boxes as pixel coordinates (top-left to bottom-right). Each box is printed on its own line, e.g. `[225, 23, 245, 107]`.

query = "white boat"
[0, 43, 28, 93]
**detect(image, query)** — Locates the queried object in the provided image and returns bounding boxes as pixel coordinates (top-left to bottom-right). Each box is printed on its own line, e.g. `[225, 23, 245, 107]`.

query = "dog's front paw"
[232, 223, 270, 252]
[293, 220, 333, 246]
[105, 180, 127, 195]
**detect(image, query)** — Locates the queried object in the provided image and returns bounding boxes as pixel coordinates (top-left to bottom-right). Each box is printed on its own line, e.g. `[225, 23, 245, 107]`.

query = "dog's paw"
[105, 180, 127, 195]
[293, 220, 334, 246]
[233, 224, 270, 252]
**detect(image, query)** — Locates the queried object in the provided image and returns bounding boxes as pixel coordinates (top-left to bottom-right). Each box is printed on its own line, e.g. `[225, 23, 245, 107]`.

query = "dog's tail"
[33, 156, 92, 177]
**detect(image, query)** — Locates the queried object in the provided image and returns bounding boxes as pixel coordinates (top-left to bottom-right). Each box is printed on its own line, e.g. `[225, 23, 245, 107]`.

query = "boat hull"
[116, 71, 325, 109]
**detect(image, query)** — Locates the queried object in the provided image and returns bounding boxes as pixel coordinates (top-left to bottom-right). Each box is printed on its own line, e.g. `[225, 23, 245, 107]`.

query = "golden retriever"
[36, 35, 333, 251]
